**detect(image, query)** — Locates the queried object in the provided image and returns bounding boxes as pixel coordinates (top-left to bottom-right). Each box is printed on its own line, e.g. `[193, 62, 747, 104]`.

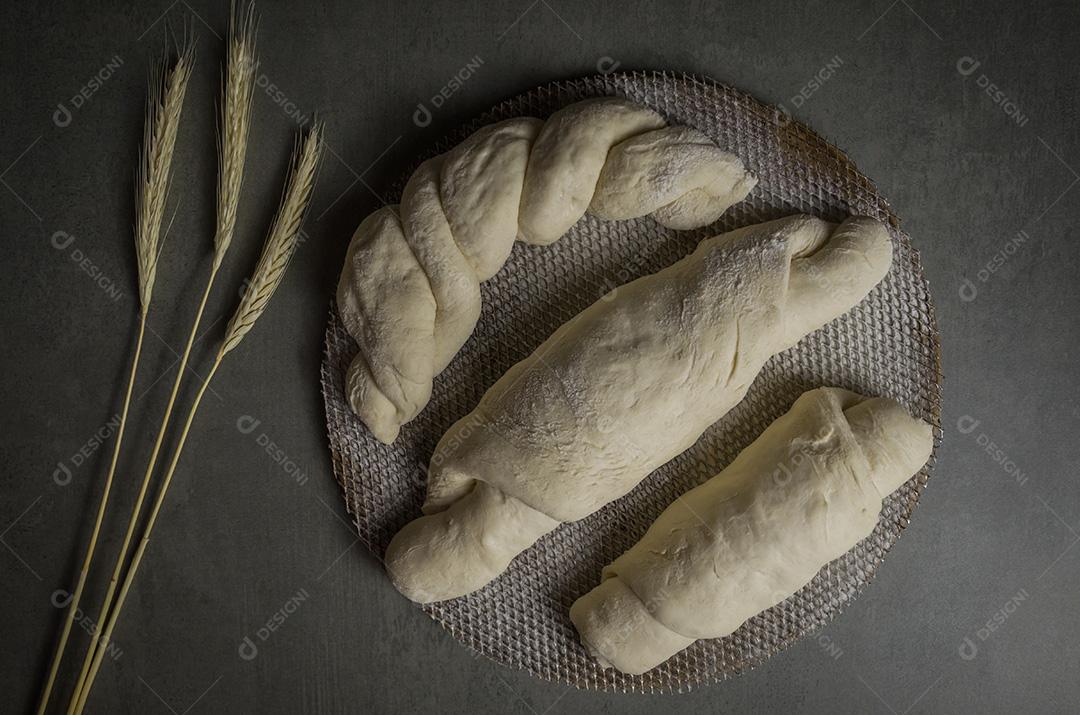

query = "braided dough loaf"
[570, 387, 934, 674]
[384, 215, 893, 603]
[337, 98, 758, 443]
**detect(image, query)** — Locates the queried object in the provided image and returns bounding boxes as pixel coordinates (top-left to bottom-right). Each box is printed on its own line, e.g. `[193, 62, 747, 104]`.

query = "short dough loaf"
[570, 387, 934, 674]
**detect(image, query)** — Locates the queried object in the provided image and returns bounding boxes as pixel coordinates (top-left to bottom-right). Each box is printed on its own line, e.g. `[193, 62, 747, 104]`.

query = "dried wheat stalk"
[214, 1, 257, 267]
[222, 125, 322, 354]
[35, 42, 194, 715]
[72, 122, 323, 715]
[67, 10, 259, 712]
[135, 44, 195, 313]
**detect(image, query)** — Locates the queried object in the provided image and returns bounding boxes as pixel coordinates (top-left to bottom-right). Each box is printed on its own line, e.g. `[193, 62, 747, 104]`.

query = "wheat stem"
[35, 313, 148, 715]
[65, 13, 258, 708]
[65, 273, 218, 715]
[73, 354, 220, 715]
[71, 122, 322, 715]
[39, 41, 192, 715]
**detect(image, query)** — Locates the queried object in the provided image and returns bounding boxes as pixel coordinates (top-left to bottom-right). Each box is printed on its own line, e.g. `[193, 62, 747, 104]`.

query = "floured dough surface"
[517, 99, 665, 244]
[423, 216, 892, 520]
[440, 118, 542, 280]
[591, 126, 758, 229]
[321, 72, 943, 692]
[384, 215, 893, 604]
[337, 208, 435, 443]
[570, 388, 934, 674]
[336, 97, 757, 444]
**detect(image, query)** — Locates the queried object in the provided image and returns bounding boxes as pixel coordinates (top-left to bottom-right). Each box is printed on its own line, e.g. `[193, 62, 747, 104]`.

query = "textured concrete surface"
[2, 0, 1078, 712]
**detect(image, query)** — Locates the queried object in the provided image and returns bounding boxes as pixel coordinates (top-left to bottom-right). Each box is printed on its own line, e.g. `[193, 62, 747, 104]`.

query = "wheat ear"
[66, 12, 258, 712]
[214, 0, 257, 267]
[134, 43, 195, 312]
[72, 123, 323, 715]
[35, 43, 193, 715]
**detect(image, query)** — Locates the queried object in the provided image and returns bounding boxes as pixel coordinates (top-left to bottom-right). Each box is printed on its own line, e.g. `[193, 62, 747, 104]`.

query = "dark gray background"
[3, 0, 1077, 712]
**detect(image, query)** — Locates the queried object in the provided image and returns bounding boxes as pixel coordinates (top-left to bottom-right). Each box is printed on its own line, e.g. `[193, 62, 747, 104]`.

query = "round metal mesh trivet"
[320, 71, 942, 693]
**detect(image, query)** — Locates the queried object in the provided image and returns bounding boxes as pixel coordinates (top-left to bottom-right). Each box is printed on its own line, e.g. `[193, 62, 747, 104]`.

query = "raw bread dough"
[569, 387, 934, 675]
[384, 215, 894, 603]
[590, 125, 756, 230]
[337, 98, 757, 443]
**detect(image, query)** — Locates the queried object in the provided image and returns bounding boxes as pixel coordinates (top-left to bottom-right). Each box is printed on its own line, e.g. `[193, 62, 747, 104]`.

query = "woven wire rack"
[321, 70, 943, 693]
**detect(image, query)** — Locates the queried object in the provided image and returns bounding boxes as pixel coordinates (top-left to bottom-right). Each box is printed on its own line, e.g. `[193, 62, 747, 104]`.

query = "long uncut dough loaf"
[570, 387, 934, 674]
[384, 215, 894, 603]
[337, 98, 757, 443]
